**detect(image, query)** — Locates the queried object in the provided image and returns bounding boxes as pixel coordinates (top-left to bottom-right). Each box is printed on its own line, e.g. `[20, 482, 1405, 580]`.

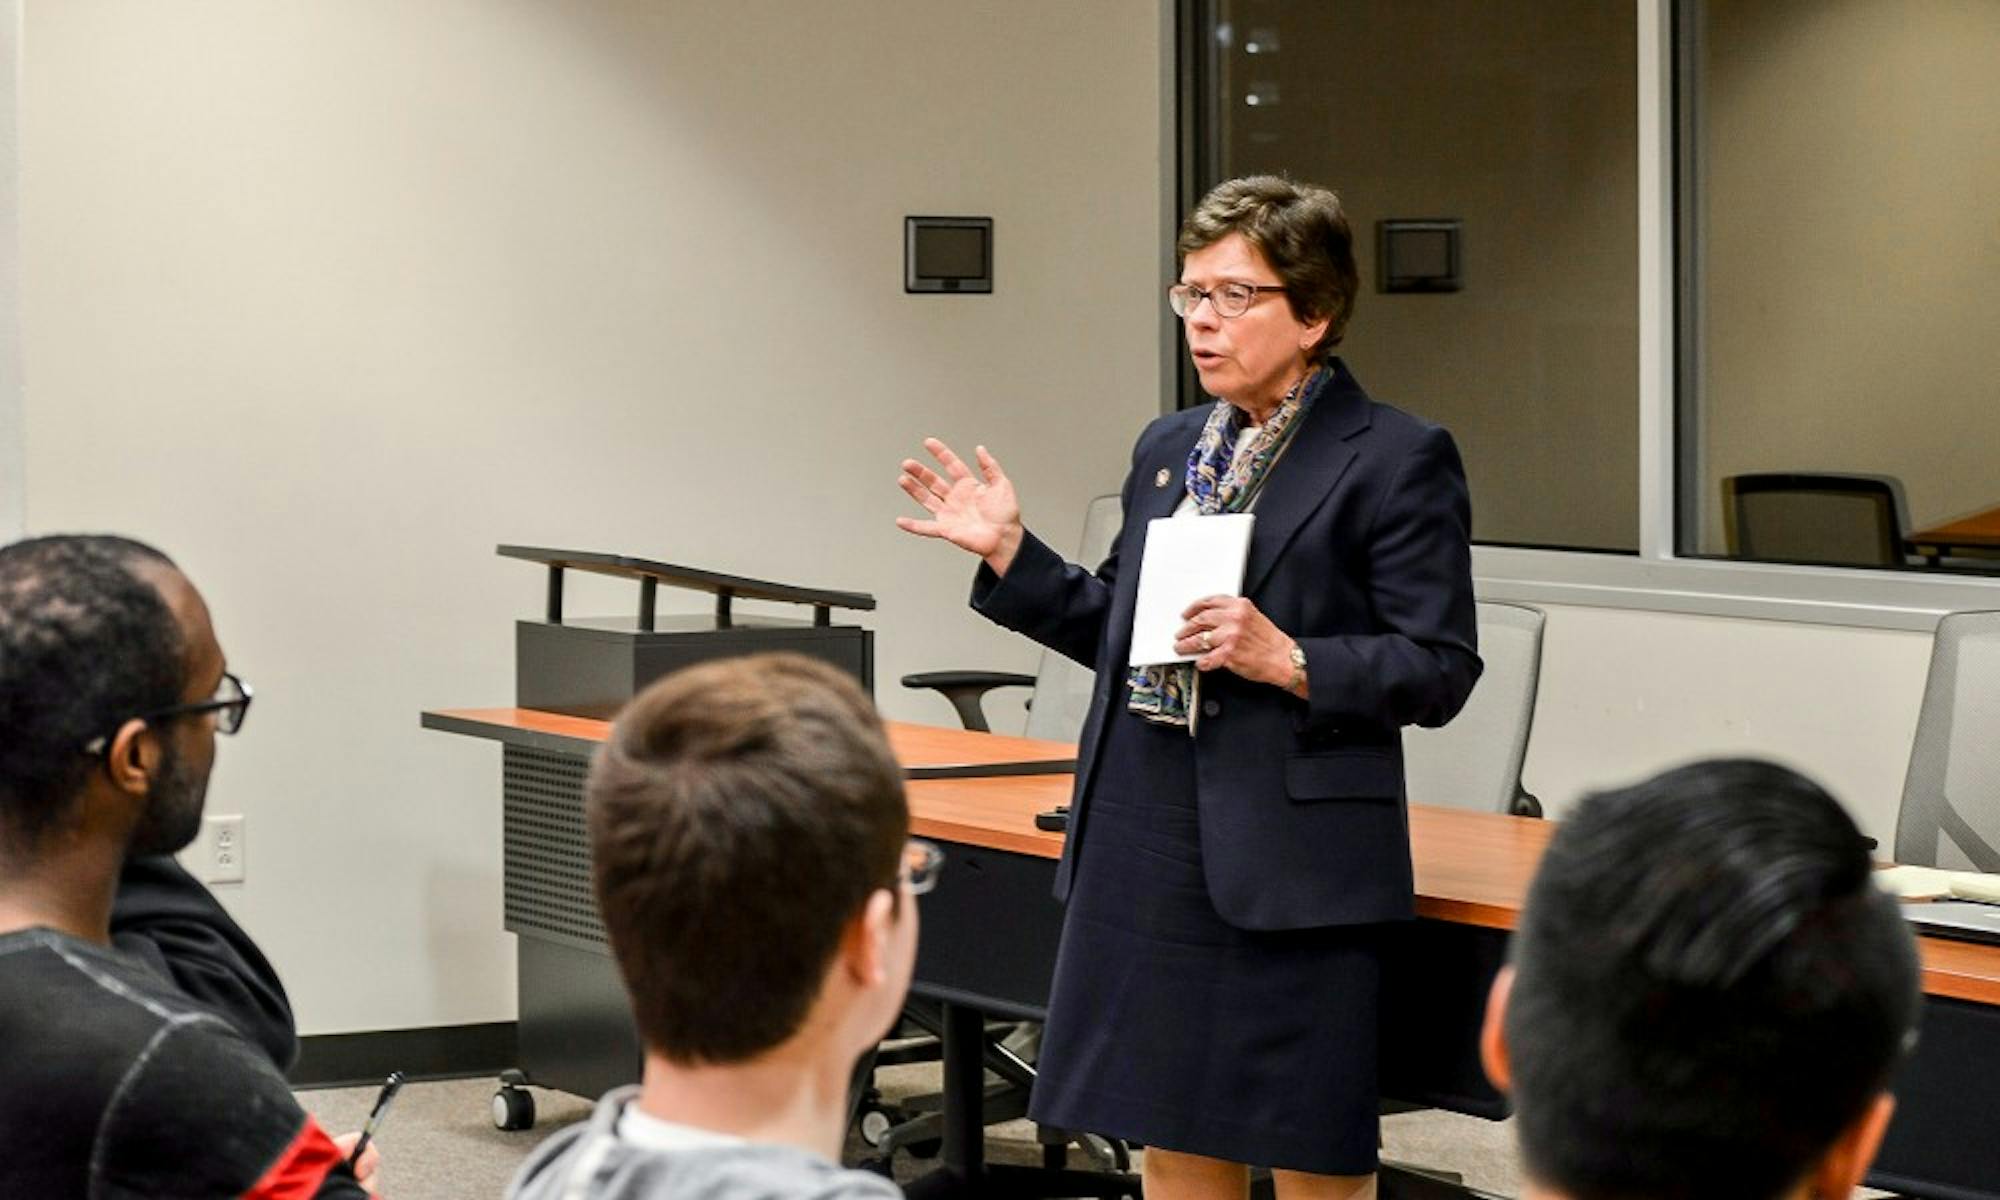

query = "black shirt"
[111, 855, 299, 1069]
[0, 927, 365, 1199]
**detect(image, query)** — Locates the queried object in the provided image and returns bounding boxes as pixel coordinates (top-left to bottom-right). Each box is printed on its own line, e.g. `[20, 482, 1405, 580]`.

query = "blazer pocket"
[1284, 749, 1401, 803]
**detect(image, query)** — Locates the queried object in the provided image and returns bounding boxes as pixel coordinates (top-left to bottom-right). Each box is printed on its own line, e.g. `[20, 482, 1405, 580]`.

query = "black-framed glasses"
[1168, 281, 1288, 319]
[901, 838, 944, 896]
[82, 671, 254, 756]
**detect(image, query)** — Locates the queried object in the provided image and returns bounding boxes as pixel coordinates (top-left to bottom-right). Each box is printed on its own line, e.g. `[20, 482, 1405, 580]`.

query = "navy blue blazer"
[971, 359, 1481, 930]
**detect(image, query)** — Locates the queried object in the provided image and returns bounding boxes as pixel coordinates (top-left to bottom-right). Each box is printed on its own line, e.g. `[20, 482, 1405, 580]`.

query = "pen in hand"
[347, 1070, 406, 1172]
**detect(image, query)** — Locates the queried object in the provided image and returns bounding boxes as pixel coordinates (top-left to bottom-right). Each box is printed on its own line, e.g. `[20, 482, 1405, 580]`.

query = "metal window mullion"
[1637, 0, 1680, 562]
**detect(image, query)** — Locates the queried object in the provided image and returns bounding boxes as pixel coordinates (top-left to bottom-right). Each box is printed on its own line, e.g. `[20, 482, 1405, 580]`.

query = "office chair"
[1723, 472, 1916, 568]
[1402, 601, 1546, 818]
[1893, 610, 2000, 872]
[902, 493, 1121, 738]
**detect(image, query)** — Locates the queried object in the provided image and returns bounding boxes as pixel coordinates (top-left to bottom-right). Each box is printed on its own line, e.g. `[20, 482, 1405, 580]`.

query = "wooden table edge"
[426, 708, 2000, 1005]
[422, 706, 1079, 779]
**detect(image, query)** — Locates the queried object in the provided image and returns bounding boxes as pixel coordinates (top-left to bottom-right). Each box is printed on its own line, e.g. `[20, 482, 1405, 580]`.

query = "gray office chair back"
[1401, 601, 1545, 815]
[1022, 494, 1123, 742]
[1723, 472, 1911, 567]
[1894, 610, 2000, 871]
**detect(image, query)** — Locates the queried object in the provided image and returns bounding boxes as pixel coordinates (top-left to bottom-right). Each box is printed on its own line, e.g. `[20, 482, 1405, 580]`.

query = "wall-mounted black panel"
[1377, 219, 1463, 293]
[906, 216, 993, 294]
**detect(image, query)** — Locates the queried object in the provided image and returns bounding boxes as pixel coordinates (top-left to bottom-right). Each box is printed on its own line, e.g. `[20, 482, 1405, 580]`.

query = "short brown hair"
[1178, 175, 1360, 359]
[587, 653, 908, 1065]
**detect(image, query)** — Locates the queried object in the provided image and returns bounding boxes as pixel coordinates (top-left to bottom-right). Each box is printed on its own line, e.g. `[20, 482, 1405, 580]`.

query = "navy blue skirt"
[1026, 709, 1383, 1175]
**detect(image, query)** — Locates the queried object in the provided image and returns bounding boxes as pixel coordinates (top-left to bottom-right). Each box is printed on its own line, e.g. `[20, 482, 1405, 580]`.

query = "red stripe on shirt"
[242, 1115, 349, 1199]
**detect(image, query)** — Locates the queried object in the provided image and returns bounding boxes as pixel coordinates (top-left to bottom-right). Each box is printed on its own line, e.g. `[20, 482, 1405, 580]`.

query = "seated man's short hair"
[586, 653, 907, 1065]
[1506, 758, 1920, 1200]
[0, 535, 181, 851]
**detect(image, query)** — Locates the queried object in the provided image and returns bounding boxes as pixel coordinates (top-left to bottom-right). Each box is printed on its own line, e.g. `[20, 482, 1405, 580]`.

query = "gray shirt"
[508, 1088, 904, 1200]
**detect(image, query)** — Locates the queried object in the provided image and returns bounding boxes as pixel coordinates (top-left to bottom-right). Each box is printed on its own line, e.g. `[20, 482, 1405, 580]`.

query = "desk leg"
[902, 1001, 986, 1200]
[906, 1000, 1141, 1200]
[940, 1001, 988, 1182]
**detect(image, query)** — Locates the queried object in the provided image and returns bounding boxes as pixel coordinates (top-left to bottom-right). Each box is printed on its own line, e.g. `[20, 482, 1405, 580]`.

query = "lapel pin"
[1154, 468, 1171, 488]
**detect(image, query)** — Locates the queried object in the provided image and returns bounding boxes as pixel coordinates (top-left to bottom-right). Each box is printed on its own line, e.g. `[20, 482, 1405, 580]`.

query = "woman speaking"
[896, 176, 1480, 1200]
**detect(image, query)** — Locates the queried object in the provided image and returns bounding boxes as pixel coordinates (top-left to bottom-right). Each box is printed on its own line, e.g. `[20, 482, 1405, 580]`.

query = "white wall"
[1519, 602, 1929, 843]
[20, 0, 1166, 1034]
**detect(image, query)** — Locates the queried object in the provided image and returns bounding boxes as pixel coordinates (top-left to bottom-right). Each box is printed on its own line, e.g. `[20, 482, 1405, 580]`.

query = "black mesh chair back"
[1723, 472, 1911, 567]
[1894, 610, 2000, 871]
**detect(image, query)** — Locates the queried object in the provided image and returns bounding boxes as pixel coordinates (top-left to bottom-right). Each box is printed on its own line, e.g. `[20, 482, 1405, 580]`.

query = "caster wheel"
[1081, 1133, 1131, 1172]
[857, 1107, 894, 1147]
[493, 1086, 536, 1131]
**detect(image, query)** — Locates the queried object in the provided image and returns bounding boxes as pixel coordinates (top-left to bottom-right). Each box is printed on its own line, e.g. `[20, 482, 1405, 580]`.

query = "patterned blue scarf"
[1125, 368, 1323, 730]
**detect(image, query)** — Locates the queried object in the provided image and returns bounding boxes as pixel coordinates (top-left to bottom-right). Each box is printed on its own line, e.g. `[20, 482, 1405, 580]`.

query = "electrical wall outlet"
[195, 814, 246, 884]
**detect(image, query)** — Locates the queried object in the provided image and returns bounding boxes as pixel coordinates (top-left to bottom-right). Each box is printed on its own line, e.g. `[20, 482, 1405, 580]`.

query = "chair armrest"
[900, 670, 1036, 732]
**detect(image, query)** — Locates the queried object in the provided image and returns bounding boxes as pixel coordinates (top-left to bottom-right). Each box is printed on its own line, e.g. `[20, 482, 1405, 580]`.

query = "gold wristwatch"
[1286, 641, 1308, 694]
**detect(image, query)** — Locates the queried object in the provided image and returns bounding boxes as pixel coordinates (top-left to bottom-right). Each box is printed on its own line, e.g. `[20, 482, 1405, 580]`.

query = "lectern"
[504, 544, 876, 715]
[446, 546, 876, 1123]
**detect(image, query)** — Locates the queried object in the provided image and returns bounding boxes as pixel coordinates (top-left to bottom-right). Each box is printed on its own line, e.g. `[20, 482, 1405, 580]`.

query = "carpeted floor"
[300, 1062, 1913, 1200]
[298, 1063, 1529, 1199]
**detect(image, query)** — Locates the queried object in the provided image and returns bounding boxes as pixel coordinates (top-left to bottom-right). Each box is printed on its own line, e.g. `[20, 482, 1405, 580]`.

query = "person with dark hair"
[1481, 759, 1922, 1200]
[897, 174, 1479, 1199]
[0, 532, 296, 1065]
[509, 653, 930, 1200]
[0, 534, 376, 1197]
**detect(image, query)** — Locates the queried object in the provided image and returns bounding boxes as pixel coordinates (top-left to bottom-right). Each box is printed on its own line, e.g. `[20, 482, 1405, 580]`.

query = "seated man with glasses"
[511, 653, 932, 1200]
[105, 662, 300, 1070]
[1481, 759, 1921, 1200]
[0, 535, 375, 1197]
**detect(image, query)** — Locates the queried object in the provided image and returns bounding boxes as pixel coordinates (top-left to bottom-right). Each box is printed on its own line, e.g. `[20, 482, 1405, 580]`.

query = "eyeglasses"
[82, 671, 254, 756]
[1168, 281, 1288, 319]
[901, 838, 944, 896]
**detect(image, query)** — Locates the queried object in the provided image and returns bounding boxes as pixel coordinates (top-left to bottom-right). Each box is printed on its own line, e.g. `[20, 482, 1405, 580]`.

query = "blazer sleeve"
[1296, 424, 1481, 731]
[967, 455, 1140, 669]
[969, 531, 1119, 669]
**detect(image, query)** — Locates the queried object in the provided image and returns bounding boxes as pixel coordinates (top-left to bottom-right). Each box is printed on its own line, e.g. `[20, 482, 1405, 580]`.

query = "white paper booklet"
[1127, 512, 1256, 667]
[1874, 864, 2000, 902]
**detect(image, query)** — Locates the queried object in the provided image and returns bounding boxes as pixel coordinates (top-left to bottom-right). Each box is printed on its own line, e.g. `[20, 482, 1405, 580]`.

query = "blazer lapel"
[1094, 423, 1197, 673]
[1241, 360, 1372, 598]
[1126, 433, 1195, 533]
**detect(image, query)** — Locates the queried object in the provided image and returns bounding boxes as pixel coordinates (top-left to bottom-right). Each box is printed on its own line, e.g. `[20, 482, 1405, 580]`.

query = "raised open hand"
[896, 437, 1025, 573]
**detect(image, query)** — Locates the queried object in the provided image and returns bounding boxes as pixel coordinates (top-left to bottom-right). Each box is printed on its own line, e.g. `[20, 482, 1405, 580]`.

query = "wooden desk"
[1909, 504, 2000, 561]
[427, 711, 2000, 1196]
[908, 774, 2000, 1003]
[423, 707, 1077, 779]
[908, 775, 2000, 1199]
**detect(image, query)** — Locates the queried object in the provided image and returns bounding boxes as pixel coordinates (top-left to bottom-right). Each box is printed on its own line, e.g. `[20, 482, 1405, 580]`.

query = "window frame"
[1170, 0, 2000, 632]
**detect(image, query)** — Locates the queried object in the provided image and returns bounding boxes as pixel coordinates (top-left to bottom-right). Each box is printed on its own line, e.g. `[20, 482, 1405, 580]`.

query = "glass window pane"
[1683, 0, 2000, 575]
[1194, 0, 1640, 552]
